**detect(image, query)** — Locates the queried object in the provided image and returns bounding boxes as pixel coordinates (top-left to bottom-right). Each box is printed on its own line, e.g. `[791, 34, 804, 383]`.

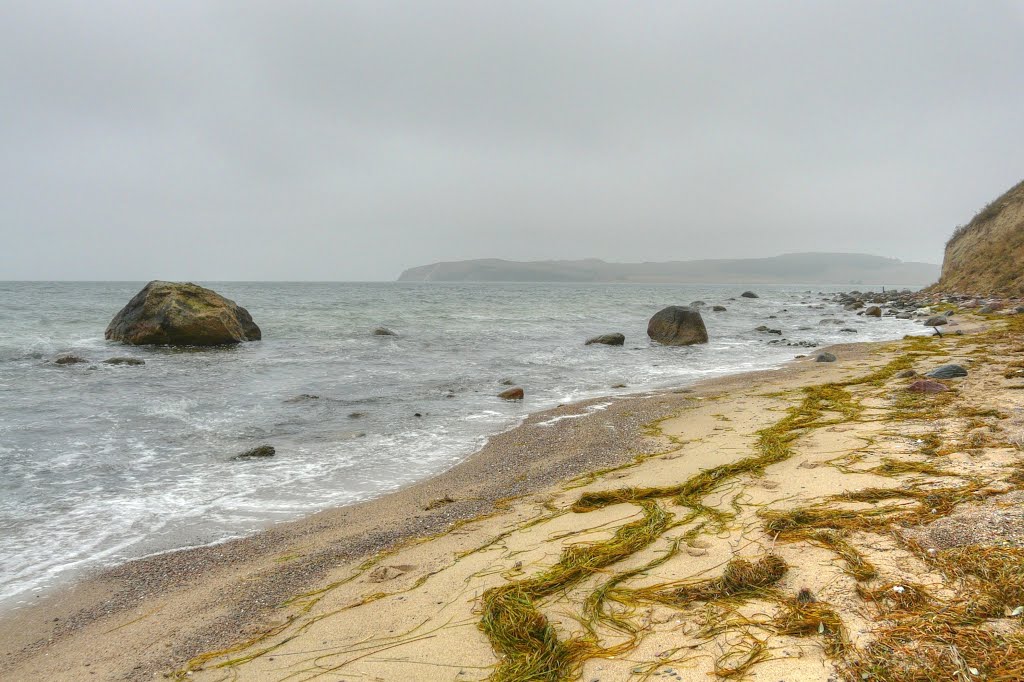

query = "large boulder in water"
[105, 281, 261, 346]
[647, 306, 708, 346]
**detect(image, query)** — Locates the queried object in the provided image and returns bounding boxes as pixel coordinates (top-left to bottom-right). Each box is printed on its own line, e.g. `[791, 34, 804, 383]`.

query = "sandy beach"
[3, 315, 1023, 682]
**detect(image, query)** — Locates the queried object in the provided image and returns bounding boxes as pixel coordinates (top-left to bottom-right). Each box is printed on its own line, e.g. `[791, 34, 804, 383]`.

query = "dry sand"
[3, 318, 1023, 682]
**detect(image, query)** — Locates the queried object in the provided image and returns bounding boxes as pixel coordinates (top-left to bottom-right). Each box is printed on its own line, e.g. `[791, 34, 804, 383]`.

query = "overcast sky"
[1, 1, 1022, 281]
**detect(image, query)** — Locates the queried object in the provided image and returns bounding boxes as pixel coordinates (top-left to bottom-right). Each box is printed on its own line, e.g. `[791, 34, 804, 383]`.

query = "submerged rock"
[585, 333, 625, 346]
[740, 291, 759, 299]
[54, 355, 87, 365]
[284, 394, 320, 403]
[926, 364, 968, 379]
[105, 281, 261, 346]
[498, 387, 524, 400]
[712, 305, 727, 312]
[233, 445, 276, 460]
[373, 327, 397, 336]
[102, 357, 145, 366]
[647, 306, 709, 346]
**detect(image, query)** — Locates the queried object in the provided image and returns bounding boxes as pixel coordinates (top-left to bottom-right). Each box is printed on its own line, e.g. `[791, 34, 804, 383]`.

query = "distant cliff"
[397, 253, 939, 286]
[932, 179, 1024, 296]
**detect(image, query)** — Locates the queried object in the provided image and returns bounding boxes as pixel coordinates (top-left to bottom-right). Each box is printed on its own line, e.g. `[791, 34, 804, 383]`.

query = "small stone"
[895, 369, 917, 378]
[54, 355, 87, 365]
[816, 352, 837, 363]
[740, 291, 759, 298]
[372, 326, 397, 336]
[585, 333, 625, 346]
[498, 387, 524, 400]
[906, 380, 949, 394]
[102, 357, 145, 366]
[232, 445, 276, 460]
[926, 364, 967, 379]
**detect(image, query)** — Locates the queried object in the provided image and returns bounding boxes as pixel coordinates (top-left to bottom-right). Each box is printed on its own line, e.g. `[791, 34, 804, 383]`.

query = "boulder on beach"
[585, 333, 625, 346]
[105, 281, 261, 346]
[895, 369, 917, 379]
[647, 306, 708, 346]
[498, 387, 524, 400]
[102, 357, 145, 366]
[926, 364, 968, 379]
[816, 352, 837, 362]
[740, 291, 759, 299]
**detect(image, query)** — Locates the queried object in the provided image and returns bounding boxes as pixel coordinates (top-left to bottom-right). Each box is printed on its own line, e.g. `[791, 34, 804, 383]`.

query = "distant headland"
[397, 252, 939, 285]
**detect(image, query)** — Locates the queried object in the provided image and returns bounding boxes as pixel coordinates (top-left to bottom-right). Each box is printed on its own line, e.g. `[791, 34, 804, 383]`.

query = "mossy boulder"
[105, 281, 261, 346]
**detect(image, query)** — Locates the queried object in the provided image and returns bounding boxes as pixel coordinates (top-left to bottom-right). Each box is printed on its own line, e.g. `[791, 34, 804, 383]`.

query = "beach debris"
[232, 445, 276, 460]
[816, 352, 837, 363]
[53, 354, 87, 365]
[424, 495, 454, 510]
[372, 326, 397, 336]
[584, 333, 625, 346]
[926, 364, 968, 379]
[106, 281, 261, 346]
[102, 357, 145, 366]
[498, 387, 524, 400]
[368, 564, 414, 582]
[740, 291, 759, 298]
[906, 379, 949, 393]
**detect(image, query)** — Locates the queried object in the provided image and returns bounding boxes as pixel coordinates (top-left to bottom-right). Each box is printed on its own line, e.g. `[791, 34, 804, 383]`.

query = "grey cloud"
[1, 0, 1022, 280]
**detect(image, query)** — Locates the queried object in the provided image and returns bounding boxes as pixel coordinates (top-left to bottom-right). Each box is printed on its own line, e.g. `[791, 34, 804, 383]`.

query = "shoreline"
[0, 335, 893, 680]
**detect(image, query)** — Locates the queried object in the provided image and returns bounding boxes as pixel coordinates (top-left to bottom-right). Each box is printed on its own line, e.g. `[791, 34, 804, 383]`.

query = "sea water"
[0, 281, 926, 608]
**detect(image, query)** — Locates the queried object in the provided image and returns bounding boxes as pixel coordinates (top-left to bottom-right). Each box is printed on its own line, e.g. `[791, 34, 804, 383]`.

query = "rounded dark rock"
[865, 306, 882, 317]
[926, 364, 968, 379]
[647, 306, 709, 346]
[816, 352, 837, 363]
[102, 357, 145, 366]
[585, 333, 625, 346]
[373, 326, 397, 336]
[498, 387, 524, 400]
[106, 281, 261, 346]
[740, 291, 759, 299]
[54, 355, 88, 365]
[712, 305, 727, 312]
[233, 445, 276, 460]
